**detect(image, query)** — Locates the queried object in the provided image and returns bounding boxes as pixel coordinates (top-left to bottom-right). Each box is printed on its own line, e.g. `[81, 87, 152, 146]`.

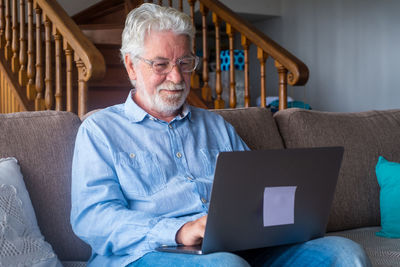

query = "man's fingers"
[175, 215, 208, 245]
[197, 215, 207, 237]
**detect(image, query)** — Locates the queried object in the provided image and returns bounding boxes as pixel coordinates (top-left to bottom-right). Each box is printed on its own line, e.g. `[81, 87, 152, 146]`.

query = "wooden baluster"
[11, 93, 15, 112]
[257, 47, 267, 108]
[3, 81, 6, 112]
[43, 15, 53, 110]
[2, 75, 4, 113]
[64, 43, 73, 112]
[187, 0, 198, 88]
[11, 0, 18, 72]
[179, 0, 183, 11]
[213, 13, 224, 109]
[54, 29, 62, 111]
[200, 4, 211, 102]
[0, 73, 3, 113]
[16, 97, 20, 112]
[3, 76, 6, 112]
[76, 58, 88, 117]
[5, 83, 8, 112]
[7, 85, 11, 112]
[158, 0, 162, 5]
[187, 0, 196, 54]
[34, 6, 44, 110]
[241, 35, 250, 107]
[3, 82, 5, 112]
[5, 83, 9, 112]
[2, 75, 5, 112]
[13, 93, 16, 112]
[26, 0, 35, 100]
[226, 23, 236, 108]
[0, 0, 5, 48]
[2, 76, 5, 113]
[9, 85, 12, 112]
[4, 0, 11, 60]
[18, 0, 27, 86]
[168, 0, 172, 7]
[275, 61, 288, 110]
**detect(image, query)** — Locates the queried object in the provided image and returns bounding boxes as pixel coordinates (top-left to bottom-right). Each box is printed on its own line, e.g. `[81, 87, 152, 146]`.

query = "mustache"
[157, 82, 186, 92]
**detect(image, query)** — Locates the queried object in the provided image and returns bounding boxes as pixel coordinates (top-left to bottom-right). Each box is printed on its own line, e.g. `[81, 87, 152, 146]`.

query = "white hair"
[120, 3, 195, 67]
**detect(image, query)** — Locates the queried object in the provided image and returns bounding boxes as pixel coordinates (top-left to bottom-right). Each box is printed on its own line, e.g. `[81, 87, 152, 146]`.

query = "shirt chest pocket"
[200, 146, 233, 177]
[200, 148, 222, 177]
[115, 151, 166, 198]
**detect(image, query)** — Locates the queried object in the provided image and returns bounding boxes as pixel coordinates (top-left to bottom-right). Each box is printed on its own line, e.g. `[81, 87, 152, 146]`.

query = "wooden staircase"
[0, 0, 309, 116]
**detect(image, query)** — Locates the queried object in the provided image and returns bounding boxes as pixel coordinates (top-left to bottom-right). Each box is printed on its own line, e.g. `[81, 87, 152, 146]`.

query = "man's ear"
[125, 54, 137, 81]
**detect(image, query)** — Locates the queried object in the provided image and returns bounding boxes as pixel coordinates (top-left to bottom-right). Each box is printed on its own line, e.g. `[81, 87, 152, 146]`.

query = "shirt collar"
[124, 90, 193, 123]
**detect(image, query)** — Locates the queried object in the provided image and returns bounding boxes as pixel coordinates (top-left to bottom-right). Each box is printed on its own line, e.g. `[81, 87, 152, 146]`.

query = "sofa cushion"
[375, 156, 400, 238]
[0, 111, 90, 261]
[213, 107, 284, 150]
[274, 108, 400, 232]
[327, 227, 400, 266]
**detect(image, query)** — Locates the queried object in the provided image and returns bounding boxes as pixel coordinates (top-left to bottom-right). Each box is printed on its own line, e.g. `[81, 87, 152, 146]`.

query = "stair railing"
[0, 0, 105, 117]
[194, 0, 309, 110]
[153, 0, 309, 110]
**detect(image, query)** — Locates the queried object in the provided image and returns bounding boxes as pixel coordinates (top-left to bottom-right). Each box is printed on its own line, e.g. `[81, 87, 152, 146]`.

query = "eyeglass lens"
[153, 58, 197, 74]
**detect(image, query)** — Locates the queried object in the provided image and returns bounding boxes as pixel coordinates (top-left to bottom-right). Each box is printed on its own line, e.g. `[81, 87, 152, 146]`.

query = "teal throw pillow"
[375, 156, 400, 238]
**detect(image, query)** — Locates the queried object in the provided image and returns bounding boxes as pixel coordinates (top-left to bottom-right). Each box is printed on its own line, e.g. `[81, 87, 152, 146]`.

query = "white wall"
[255, 0, 400, 112]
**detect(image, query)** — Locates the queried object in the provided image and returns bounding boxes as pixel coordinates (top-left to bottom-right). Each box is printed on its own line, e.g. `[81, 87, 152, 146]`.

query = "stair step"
[80, 24, 123, 45]
[88, 64, 131, 88]
[73, 1, 126, 25]
[88, 87, 130, 111]
[95, 43, 123, 65]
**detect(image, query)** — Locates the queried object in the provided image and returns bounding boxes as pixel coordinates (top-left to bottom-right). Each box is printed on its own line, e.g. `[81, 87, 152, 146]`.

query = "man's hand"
[175, 215, 207, 246]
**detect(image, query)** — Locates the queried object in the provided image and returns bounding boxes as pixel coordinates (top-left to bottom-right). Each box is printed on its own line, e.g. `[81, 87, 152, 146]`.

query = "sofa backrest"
[0, 108, 283, 262]
[0, 111, 91, 261]
[213, 107, 284, 150]
[274, 108, 400, 232]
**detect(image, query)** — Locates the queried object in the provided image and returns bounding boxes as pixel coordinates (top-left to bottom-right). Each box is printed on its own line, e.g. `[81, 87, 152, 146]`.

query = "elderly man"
[71, 3, 371, 267]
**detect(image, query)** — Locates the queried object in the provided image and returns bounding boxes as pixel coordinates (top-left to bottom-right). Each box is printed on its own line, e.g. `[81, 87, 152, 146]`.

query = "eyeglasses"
[136, 55, 199, 75]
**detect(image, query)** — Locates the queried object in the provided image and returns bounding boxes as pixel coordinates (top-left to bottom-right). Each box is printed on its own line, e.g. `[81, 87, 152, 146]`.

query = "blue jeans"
[130, 236, 371, 267]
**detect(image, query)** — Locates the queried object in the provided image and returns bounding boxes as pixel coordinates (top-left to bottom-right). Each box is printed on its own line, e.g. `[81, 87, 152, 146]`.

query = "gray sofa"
[0, 107, 399, 266]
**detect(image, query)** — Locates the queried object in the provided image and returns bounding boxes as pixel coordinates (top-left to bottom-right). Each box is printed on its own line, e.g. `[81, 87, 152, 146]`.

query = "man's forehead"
[142, 31, 191, 58]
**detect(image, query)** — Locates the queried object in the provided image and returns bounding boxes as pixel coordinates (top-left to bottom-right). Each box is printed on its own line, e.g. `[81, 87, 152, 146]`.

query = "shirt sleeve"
[70, 122, 205, 257]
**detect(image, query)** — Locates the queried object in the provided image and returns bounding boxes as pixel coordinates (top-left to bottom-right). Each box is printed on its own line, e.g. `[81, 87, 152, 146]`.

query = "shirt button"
[129, 153, 136, 158]
[168, 124, 173, 129]
[201, 197, 207, 204]
[176, 152, 182, 158]
[187, 177, 193, 181]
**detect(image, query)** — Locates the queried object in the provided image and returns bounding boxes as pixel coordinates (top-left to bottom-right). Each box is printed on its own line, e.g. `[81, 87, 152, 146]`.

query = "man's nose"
[166, 65, 184, 84]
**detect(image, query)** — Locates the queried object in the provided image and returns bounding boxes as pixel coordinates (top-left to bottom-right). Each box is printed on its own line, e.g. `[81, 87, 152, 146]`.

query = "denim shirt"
[70, 92, 249, 266]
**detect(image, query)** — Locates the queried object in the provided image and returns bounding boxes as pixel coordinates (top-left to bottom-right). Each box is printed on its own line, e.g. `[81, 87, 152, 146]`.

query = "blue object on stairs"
[220, 50, 244, 71]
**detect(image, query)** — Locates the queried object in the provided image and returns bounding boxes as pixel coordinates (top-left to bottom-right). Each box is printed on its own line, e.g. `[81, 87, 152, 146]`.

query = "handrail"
[198, 0, 308, 86]
[0, 0, 106, 116]
[35, 0, 105, 82]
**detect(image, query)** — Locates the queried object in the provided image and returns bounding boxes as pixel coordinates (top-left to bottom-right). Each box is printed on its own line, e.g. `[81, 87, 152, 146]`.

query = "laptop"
[156, 147, 344, 255]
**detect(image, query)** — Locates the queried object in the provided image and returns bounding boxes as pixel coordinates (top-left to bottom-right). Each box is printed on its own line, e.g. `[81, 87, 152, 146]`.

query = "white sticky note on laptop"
[263, 186, 297, 227]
